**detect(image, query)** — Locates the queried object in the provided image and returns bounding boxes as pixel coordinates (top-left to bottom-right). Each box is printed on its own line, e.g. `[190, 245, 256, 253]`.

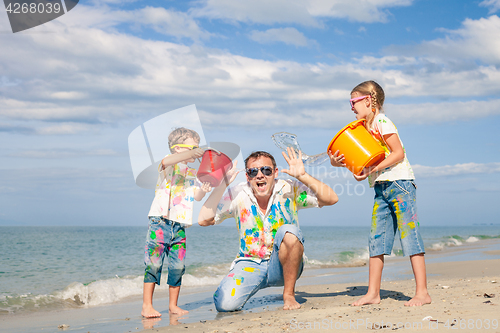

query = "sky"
[1, 0, 499, 227]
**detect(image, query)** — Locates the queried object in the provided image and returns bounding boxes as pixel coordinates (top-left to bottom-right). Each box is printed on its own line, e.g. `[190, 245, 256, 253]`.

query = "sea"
[1, 224, 500, 319]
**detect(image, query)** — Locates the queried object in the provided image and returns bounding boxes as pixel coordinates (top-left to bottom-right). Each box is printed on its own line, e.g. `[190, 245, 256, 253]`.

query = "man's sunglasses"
[246, 166, 274, 178]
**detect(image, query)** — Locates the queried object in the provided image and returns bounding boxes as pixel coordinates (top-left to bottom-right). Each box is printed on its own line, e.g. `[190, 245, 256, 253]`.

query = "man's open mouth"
[256, 180, 267, 189]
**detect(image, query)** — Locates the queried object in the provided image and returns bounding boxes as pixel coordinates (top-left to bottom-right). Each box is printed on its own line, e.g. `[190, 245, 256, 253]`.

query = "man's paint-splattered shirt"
[214, 179, 318, 262]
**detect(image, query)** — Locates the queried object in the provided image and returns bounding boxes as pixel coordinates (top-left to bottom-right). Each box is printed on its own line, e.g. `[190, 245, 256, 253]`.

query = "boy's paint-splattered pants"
[144, 217, 186, 287]
[214, 224, 304, 312]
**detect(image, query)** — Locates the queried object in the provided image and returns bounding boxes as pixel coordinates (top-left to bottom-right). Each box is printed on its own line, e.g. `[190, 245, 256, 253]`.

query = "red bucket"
[197, 149, 233, 187]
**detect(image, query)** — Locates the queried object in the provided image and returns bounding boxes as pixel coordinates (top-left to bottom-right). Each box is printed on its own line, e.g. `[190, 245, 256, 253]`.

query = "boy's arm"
[160, 148, 204, 170]
[282, 148, 338, 207]
[194, 182, 212, 202]
[198, 162, 239, 226]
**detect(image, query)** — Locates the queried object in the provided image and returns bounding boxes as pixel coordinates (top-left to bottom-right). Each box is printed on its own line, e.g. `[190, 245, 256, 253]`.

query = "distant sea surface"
[1, 225, 499, 315]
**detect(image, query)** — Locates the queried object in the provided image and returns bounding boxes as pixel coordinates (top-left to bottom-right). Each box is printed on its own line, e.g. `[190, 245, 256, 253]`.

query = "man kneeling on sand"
[198, 149, 338, 311]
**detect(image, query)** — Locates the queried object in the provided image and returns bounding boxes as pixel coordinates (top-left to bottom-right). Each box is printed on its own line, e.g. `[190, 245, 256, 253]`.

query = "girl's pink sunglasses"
[349, 95, 370, 109]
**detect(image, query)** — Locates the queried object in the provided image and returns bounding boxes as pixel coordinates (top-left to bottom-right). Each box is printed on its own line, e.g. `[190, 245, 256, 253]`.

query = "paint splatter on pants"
[214, 224, 304, 312]
[370, 180, 424, 257]
[144, 216, 186, 287]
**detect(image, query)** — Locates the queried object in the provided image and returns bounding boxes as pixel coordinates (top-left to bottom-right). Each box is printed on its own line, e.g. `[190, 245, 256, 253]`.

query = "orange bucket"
[327, 119, 385, 175]
[197, 149, 233, 187]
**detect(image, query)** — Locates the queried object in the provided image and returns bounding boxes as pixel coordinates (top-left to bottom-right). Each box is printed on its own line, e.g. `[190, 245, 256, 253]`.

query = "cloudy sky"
[1, 0, 499, 227]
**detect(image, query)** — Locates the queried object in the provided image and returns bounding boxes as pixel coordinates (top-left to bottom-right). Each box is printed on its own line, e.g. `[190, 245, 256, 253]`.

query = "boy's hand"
[328, 150, 346, 167]
[201, 182, 212, 192]
[281, 147, 306, 179]
[190, 148, 204, 159]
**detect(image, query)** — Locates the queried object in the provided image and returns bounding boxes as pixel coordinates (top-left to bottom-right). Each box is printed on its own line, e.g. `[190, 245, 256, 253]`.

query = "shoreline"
[1, 239, 499, 333]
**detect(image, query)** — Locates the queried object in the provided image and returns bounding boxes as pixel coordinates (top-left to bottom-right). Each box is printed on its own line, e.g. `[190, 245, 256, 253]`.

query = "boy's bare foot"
[142, 317, 161, 329]
[405, 293, 431, 306]
[351, 294, 381, 306]
[169, 305, 189, 315]
[283, 293, 301, 310]
[142, 304, 161, 318]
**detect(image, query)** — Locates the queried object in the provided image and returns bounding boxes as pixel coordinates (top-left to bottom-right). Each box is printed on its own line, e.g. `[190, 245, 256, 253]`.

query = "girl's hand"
[353, 172, 369, 181]
[328, 150, 346, 167]
[281, 147, 306, 179]
[201, 182, 212, 192]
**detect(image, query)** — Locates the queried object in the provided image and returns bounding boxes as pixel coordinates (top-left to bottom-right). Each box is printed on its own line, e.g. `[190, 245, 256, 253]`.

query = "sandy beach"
[2, 238, 500, 333]
[150, 257, 500, 333]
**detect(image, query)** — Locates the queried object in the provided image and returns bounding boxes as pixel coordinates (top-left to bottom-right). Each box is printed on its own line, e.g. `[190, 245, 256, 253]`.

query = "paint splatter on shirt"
[368, 114, 415, 187]
[148, 156, 200, 225]
[214, 179, 318, 262]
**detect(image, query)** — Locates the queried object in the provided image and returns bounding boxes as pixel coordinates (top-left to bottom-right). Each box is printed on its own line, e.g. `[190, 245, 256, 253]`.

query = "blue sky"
[1, 0, 499, 227]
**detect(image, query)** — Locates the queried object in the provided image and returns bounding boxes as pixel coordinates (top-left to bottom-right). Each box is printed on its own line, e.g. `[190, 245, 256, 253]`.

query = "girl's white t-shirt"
[368, 114, 415, 187]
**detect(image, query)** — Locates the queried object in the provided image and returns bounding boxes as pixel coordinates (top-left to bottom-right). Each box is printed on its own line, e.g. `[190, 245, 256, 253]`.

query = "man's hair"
[244, 151, 277, 169]
[168, 127, 200, 153]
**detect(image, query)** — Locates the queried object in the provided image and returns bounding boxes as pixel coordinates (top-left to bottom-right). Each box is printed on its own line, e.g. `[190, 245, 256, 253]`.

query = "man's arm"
[281, 147, 338, 207]
[198, 161, 239, 226]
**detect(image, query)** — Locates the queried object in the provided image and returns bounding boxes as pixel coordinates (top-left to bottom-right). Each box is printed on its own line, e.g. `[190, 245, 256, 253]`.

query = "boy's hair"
[168, 127, 200, 153]
[244, 151, 277, 169]
[351, 80, 385, 130]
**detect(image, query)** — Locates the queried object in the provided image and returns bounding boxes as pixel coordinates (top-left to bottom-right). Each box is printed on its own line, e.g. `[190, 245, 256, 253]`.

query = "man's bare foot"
[142, 304, 161, 318]
[283, 293, 301, 310]
[404, 293, 431, 306]
[169, 305, 189, 315]
[351, 294, 381, 306]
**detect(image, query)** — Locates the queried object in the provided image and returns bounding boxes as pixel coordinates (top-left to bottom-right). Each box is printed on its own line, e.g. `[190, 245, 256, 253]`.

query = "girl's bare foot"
[405, 293, 431, 306]
[351, 294, 381, 306]
[142, 304, 161, 318]
[169, 305, 189, 315]
[283, 293, 301, 310]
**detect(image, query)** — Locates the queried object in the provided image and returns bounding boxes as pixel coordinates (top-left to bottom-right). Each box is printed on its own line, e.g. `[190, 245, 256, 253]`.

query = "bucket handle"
[348, 119, 365, 130]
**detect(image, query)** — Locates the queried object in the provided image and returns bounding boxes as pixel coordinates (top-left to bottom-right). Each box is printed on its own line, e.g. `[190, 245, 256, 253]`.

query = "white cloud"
[1, 6, 500, 134]
[385, 15, 500, 66]
[56, 5, 210, 40]
[9, 149, 118, 158]
[249, 28, 311, 47]
[413, 162, 500, 178]
[192, 0, 414, 25]
[385, 99, 500, 124]
[480, 0, 500, 13]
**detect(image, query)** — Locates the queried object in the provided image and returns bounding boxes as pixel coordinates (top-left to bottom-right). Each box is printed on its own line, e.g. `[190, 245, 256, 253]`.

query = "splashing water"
[271, 132, 329, 166]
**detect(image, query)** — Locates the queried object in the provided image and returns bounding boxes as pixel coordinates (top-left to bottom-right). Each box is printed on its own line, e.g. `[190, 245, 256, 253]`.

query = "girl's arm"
[353, 133, 404, 181]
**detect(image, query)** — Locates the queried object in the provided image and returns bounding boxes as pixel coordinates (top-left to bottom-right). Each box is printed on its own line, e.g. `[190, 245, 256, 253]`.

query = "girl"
[329, 80, 431, 307]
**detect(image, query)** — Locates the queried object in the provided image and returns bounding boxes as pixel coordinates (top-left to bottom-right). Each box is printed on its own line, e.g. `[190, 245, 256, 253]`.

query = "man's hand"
[281, 147, 306, 180]
[222, 160, 239, 186]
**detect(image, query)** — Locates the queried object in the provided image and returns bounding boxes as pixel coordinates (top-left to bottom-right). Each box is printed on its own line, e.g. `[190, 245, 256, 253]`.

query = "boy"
[142, 127, 210, 318]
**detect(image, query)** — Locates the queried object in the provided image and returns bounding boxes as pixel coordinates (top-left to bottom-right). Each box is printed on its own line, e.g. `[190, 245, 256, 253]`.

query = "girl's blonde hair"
[351, 80, 385, 131]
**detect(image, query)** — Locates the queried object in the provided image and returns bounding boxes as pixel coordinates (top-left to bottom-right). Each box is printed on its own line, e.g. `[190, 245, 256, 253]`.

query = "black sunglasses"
[246, 166, 274, 178]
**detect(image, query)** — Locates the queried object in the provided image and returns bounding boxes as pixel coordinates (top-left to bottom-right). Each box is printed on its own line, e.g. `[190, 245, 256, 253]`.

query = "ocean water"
[1, 225, 499, 315]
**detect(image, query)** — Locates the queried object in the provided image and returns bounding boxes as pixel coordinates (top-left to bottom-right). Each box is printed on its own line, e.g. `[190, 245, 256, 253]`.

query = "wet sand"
[152, 258, 500, 332]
